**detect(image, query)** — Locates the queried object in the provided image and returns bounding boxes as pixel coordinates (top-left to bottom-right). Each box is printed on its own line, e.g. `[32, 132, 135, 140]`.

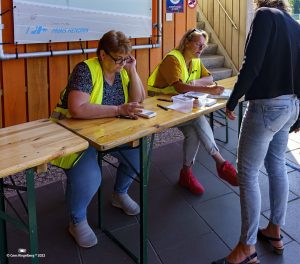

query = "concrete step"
[197, 20, 205, 30]
[200, 54, 225, 68]
[202, 43, 218, 55]
[209, 67, 233, 81]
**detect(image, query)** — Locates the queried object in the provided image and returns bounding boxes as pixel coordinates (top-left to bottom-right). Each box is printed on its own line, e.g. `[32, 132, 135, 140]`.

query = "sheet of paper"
[207, 88, 232, 99]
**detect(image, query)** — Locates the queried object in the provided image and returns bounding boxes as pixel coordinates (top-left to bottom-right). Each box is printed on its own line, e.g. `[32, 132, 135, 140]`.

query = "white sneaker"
[69, 219, 98, 248]
[112, 193, 140, 215]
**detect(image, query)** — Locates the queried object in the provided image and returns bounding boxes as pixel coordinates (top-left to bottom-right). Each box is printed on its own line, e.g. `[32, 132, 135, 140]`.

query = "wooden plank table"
[57, 75, 238, 264]
[0, 119, 88, 264]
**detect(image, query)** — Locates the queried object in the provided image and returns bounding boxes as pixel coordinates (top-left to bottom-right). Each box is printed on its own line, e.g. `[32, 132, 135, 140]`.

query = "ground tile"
[193, 192, 241, 249]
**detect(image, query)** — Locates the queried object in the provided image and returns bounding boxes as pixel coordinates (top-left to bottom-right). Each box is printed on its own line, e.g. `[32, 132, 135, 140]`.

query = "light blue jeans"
[178, 115, 219, 166]
[65, 145, 140, 224]
[238, 94, 299, 245]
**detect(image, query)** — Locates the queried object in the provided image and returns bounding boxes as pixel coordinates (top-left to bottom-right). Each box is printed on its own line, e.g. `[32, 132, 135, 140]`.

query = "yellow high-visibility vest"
[50, 57, 130, 169]
[147, 49, 201, 95]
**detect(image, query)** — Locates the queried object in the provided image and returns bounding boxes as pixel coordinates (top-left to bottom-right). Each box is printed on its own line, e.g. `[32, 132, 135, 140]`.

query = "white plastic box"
[171, 94, 194, 113]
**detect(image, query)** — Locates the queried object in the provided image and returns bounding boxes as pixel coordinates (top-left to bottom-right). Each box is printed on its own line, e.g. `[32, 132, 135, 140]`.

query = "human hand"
[226, 108, 236, 120]
[118, 102, 144, 119]
[207, 84, 224, 95]
[124, 55, 136, 73]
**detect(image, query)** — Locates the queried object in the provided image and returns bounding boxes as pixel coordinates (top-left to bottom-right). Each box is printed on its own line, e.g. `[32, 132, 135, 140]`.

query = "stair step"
[200, 54, 225, 68]
[209, 67, 233, 81]
[202, 43, 218, 55]
[197, 20, 205, 30]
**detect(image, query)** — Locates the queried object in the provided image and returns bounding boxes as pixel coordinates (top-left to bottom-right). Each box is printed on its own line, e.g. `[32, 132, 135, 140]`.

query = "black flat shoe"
[257, 229, 284, 255]
[212, 252, 259, 264]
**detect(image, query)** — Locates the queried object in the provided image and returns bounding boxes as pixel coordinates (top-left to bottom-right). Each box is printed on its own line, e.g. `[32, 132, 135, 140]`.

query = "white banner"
[13, 0, 152, 44]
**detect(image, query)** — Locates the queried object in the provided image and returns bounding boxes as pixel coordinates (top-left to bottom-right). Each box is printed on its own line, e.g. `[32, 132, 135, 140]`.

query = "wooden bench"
[0, 119, 88, 264]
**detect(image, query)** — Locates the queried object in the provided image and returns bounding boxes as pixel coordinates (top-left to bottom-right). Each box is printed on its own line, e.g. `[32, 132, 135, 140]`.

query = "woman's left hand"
[226, 108, 236, 120]
[124, 55, 136, 73]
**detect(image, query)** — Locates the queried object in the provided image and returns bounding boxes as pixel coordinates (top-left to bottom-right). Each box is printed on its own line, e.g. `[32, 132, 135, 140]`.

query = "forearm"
[127, 69, 146, 102]
[174, 81, 219, 95]
[69, 103, 119, 119]
[190, 75, 213, 86]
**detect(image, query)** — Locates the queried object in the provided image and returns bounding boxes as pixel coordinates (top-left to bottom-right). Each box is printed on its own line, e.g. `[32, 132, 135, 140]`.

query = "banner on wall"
[13, 0, 152, 44]
[166, 0, 184, 13]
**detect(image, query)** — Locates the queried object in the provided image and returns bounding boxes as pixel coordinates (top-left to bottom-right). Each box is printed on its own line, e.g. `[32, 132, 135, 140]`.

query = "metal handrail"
[216, 0, 238, 30]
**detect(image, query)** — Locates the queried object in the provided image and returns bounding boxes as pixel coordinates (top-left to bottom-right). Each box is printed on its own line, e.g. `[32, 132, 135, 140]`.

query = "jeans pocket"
[262, 105, 289, 132]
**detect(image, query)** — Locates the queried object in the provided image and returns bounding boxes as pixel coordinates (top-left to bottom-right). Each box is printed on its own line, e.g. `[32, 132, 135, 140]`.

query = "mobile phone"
[137, 109, 156, 119]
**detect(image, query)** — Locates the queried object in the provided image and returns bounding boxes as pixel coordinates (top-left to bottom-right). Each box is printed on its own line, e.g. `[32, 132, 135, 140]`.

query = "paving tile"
[148, 164, 173, 191]
[214, 127, 240, 153]
[6, 182, 81, 264]
[258, 241, 300, 264]
[263, 199, 300, 244]
[289, 170, 300, 196]
[151, 141, 183, 167]
[147, 187, 211, 249]
[193, 193, 241, 249]
[155, 232, 229, 264]
[286, 138, 300, 151]
[285, 149, 300, 167]
[80, 233, 136, 264]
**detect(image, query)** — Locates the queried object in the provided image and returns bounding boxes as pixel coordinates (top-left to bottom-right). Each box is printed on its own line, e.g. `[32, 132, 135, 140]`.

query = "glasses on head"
[186, 28, 204, 39]
[104, 50, 131, 65]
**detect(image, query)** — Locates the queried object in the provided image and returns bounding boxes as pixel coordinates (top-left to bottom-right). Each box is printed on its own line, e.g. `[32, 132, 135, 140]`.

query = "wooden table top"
[0, 119, 89, 178]
[58, 77, 237, 152]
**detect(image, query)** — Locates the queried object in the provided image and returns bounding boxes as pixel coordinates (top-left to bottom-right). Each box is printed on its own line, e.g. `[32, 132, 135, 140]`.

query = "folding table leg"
[26, 169, 39, 264]
[0, 178, 8, 264]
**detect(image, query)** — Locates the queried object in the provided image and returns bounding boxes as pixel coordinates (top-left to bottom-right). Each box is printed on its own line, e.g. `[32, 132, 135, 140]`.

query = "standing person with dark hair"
[213, 1, 300, 263]
[51, 30, 145, 248]
[148, 29, 238, 195]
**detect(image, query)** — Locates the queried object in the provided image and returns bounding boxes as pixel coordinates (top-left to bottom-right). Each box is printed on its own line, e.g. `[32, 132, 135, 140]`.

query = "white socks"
[112, 193, 140, 215]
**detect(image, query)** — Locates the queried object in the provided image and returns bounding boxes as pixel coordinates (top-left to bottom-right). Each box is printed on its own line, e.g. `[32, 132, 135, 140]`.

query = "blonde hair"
[255, 0, 291, 12]
[176, 29, 209, 53]
[96, 30, 132, 57]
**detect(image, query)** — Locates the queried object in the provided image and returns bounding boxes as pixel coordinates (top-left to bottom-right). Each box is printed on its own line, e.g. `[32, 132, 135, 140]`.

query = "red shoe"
[217, 161, 239, 186]
[178, 168, 205, 195]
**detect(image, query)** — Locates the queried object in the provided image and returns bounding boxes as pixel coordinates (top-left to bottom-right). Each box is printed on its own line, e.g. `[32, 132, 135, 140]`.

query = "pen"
[116, 115, 135, 120]
[184, 95, 198, 99]
[157, 98, 173, 102]
[157, 104, 169, 111]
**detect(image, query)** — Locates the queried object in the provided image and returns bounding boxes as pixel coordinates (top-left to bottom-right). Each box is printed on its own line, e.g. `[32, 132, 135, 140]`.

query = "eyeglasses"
[104, 50, 131, 65]
[192, 42, 207, 50]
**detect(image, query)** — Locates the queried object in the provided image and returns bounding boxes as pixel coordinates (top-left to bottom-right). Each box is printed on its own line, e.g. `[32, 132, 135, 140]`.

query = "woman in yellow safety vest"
[51, 30, 145, 248]
[148, 29, 238, 195]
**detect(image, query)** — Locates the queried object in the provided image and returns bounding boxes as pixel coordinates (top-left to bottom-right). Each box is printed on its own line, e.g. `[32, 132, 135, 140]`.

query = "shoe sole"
[257, 229, 284, 255]
[112, 202, 140, 216]
[68, 227, 98, 248]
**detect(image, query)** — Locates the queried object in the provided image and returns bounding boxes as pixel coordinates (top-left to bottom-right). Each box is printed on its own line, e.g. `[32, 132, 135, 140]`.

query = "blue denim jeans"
[238, 94, 299, 245]
[178, 115, 219, 166]
[65, 145, 140, 224]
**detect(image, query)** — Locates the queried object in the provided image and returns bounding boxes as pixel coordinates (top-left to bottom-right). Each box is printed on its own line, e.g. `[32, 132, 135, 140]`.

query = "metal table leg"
[26, 168, 39, 264]
[97, 135, 154, 263]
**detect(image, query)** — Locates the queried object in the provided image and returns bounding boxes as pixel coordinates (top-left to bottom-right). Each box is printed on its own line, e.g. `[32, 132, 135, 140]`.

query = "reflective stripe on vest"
[147, 50, 202, 95]
[50, 57, 130, 169]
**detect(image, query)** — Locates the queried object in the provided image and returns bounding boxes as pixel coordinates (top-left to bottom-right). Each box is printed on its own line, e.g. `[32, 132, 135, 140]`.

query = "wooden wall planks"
[0, 0, 200, 128]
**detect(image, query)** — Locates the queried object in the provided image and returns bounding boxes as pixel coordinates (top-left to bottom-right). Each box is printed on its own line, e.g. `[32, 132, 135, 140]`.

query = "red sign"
[188, 0, 197, 9]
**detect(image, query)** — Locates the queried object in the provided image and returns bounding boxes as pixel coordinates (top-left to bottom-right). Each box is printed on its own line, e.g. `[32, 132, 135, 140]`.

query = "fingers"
[225, 108, 236, 120]
[120, 102, 144, 117]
